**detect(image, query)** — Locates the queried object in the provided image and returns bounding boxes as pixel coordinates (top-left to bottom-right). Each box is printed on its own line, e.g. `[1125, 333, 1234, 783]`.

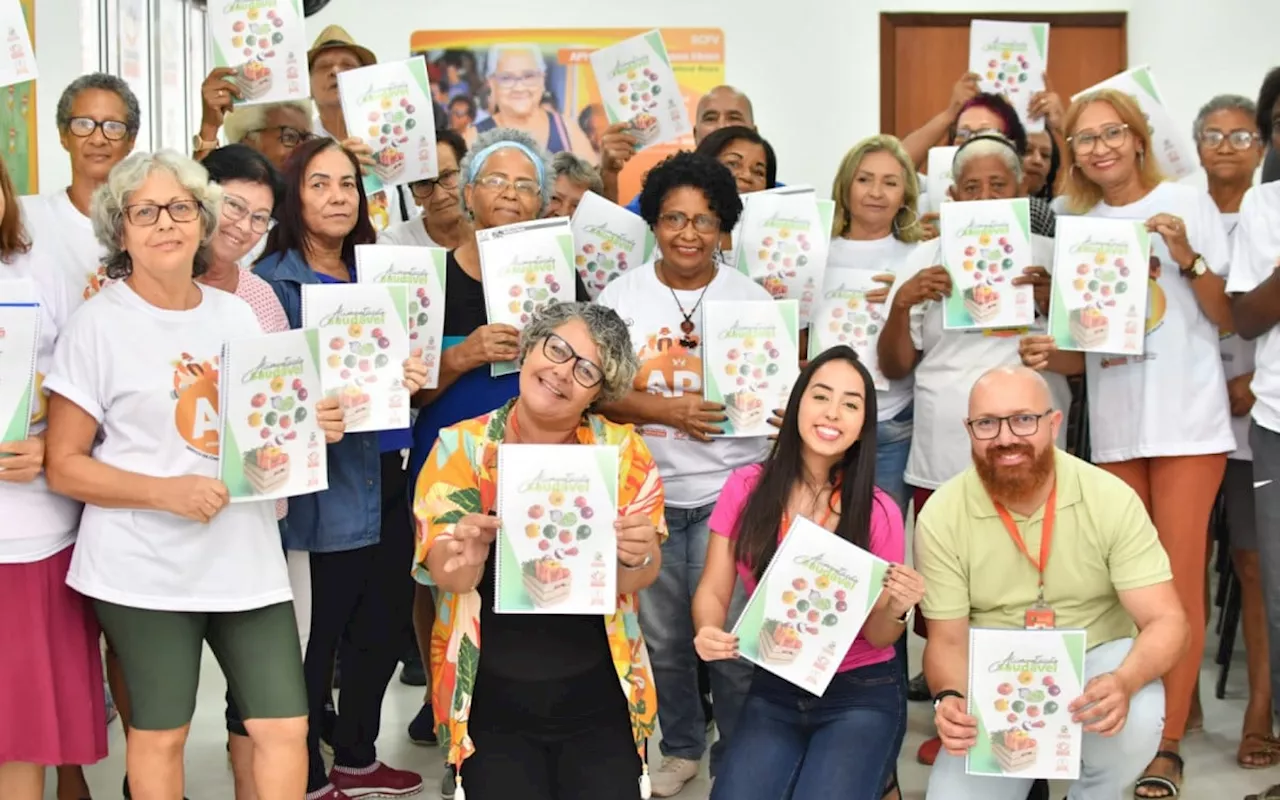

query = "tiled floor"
[45, 629, 1280, 799]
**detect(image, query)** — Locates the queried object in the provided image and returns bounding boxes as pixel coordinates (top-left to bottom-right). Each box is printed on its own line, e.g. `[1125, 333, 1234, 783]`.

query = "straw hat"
[307, 25, 376, 70]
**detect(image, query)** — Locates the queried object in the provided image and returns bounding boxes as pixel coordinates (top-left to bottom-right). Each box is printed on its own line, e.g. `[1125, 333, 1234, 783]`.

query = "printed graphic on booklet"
[354, 244, 447, 388]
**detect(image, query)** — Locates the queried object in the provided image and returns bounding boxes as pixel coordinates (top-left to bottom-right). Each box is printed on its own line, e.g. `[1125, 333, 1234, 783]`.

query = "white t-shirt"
[0, 256, 82, 563]
[20, 191, 110, 314]
[45, 282, 290, 612]
[597, 262, 771, 508]
[379, 215, 440, 248]
[885, 238, 1071, 490]
[827, 236, 917, 421]
[1218, 212, 1254, 461]
[1065, 182, 1235, 463]
[1227, 182, 1280, 439]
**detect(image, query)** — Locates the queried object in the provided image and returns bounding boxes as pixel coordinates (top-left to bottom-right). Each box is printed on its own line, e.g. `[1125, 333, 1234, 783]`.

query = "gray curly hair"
[91, 150, 223, 280]
[519, 302, 638, 404]
[457, 126, 554, 216]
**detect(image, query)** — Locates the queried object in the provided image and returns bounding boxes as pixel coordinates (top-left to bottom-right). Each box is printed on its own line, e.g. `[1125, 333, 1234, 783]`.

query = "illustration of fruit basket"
[373, 144, 406, 183]
[964, 283, 1002, 324]
[759, 619, 803, 664]
[338, 384, 371, 427]
[1069, 306, 1109, 348]
[628, 112, 660, 144]
[522, 556, 573, 607]
[244, 445, 290, 494]
[236, 59, 273, 100]
[725, 390, 765, 430]
[991, 728, 1038, 772]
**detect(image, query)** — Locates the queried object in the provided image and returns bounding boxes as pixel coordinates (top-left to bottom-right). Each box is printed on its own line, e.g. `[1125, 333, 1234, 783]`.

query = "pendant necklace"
[661, 262, 715, 348]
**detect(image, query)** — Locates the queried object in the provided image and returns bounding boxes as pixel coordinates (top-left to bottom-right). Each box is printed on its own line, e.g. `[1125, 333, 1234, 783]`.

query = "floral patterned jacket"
[412, 399, 667, 770]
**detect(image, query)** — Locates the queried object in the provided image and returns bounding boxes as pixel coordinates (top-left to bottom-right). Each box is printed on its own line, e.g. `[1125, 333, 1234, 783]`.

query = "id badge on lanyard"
[993, 487, 1057, 631]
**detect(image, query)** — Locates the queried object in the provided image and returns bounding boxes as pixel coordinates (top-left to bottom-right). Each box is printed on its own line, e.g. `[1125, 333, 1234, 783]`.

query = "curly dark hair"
[695, 125, 778, 190]
[1256, 66, 1280, 144]
[637, 151, 743, 234]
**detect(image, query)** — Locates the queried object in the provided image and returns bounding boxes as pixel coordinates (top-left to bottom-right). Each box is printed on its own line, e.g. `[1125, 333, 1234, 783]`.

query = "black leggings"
[303, 451, 416, 791]
[461, 659, 642, 800]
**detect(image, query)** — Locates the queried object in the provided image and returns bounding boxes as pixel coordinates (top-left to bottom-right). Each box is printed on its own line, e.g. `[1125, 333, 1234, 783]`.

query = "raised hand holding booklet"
[478, 217, 576, 377]
[732, 515, 888, 696]
[219, 329, 328, 502]
[571, 191, 655, 299]
[734, 192, 835, 326]
[969, 20, 1049, 132]
[208, 0, 306, 106]
[338, 58, 440, 193]
[941, 198, 1035, 330]
[807, 271, 890, 391]
[300, 283, 411, 433]
[966, 628, 1086, 780]
[354, 244, 447, 389]
[1048, 217, 1150, 356]
[0, 287, 40, 444]
[495, 444, 619, 615]
[702, 299, 800, 438]
[1074, 66, 1195, 180]
[589, 29, 691, 149]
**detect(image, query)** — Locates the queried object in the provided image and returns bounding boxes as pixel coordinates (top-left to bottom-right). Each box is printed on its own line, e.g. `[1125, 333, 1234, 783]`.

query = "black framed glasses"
[966, 410, 1053, 440]
[254, 125, 315, 148]
[1067, 124, 1130, 155]
[1198, 129, 1259, 151]
[657, 211, 719, 234]
[221, 194, 272, 234]
[124, 200, 202, 227]
[410, 168, 461, 199]
[67, 117, 130, 141]
[542, 333, 604, 389]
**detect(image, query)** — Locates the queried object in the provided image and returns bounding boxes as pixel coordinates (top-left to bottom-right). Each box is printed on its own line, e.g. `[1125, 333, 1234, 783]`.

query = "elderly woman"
[193, 65, 315, 169]
[41, 151, 346, 800]
[474, 43, 595, 158]
[595, 151, 772, 797]
[696, 125, 777, 196]
[254, 137, 430, 800]
[381, 129, 473, 249]
[403, 126, 590, 760]
[414, 301, 663, 800]
[544, 151, 604, 218]
[0, 151, 106, 800]
[1018, 88, 1235, 799]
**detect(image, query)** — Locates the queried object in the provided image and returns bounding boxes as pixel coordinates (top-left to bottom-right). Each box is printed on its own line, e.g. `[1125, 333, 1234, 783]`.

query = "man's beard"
[973, 442, 1055, 505]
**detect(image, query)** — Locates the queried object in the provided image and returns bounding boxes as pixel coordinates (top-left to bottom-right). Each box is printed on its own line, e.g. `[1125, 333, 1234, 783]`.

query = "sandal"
[1134, 750, 1183, 798]
[1239, 733, 1280, 769]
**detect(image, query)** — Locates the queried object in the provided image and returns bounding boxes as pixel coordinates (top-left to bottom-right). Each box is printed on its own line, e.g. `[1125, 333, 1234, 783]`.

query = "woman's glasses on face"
[222, 194, 272, 234]
[1067, 124, 1130, 155]
[542, 333, 604, 389]
[410, 169, 461, 199]
[475, 173, 540, 197]
[965, 410, 1052, 440]
[657, 211, 719, 234]
[493, 70, 544, 90]
[1198, 129, 1260, 151]
[124, 200, 201, 226]
[67, 117, 130, 141]
[256, 125, 315, 149]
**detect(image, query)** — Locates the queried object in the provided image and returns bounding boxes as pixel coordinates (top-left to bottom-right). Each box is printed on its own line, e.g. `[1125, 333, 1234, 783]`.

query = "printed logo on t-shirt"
[170, 352, 221, 458]
[635, 325, 702, 397]
[84, 263, 113, 301]
[1145, 277, 1166, 336]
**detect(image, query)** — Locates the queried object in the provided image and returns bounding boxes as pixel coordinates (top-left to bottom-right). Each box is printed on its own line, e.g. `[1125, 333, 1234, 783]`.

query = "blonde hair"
[830, 135, 923, 243]
[1060, 89, 1164, 213]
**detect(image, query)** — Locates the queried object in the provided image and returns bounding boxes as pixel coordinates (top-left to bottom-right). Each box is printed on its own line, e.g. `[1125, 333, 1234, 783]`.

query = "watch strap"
[933, 689, 965, 709]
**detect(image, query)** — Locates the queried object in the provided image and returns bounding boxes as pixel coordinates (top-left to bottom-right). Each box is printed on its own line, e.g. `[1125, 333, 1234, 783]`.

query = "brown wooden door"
[880, 13, 1127, 147]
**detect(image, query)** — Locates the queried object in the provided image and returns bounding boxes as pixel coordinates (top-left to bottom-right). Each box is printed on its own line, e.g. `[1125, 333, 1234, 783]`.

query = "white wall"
[32, 0, 94, 193]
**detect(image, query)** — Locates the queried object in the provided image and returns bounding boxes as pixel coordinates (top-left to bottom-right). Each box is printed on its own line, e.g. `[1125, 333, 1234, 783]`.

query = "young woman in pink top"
[692, 346, 926, 800]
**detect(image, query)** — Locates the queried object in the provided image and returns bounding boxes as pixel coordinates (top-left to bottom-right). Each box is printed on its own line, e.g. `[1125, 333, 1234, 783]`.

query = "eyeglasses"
[541, 333, 604, 389]
[124, 200, 202, 227]
[222, 194, 272, 234]
[474, 173, 540, 197]
[492, 70, 544, 89]
[410, 168, 461, 199]
[67, 117, 130, 141]
[1198, 129, 1259, 151]
[657, 211, 719, 234]
[253, 125, 315, 148]
[955, 126, 1003, 145]
[1067, 124, 1130, 155]
[966, 410, 1053, 441]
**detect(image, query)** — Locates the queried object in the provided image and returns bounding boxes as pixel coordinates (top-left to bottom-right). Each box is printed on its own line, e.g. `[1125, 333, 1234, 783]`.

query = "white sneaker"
[649, 756, 699, 797]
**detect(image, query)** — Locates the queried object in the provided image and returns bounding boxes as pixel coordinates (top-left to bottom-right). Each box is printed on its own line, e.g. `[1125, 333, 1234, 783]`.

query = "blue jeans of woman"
[710, 658, 906, 800]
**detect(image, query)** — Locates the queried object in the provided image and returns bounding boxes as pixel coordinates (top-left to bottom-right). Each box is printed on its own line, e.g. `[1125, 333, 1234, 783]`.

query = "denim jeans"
[639, 503, 753, 773]
[875, 404, 913, 518]
[710, 659, 906, 800]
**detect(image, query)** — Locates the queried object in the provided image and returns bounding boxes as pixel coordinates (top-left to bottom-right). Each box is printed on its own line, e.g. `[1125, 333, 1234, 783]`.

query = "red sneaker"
[917, 736, 942, 766]
[329, 762, 424, 798]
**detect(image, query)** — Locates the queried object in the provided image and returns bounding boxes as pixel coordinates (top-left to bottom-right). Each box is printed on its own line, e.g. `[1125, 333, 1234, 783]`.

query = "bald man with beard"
[915, 366, 1189, 800]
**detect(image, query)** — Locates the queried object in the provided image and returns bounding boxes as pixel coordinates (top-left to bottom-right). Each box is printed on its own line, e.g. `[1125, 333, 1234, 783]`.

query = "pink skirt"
[0, 544, 108, 765]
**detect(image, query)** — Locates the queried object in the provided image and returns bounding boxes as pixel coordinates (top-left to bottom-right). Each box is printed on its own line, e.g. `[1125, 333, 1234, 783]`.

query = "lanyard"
[781, 503, 836, 539]
[993, 486, 1056, 594]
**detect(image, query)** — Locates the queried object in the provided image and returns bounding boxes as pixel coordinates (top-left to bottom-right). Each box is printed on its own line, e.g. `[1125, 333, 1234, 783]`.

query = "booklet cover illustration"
[969, 20, 1050, 132]
[354, 244, 446, 388]
[589, 29, 692, 149]
[734, 192, 834, 326]
[941, 198, 1035, 330]
[338, 58, 440, 193]
[219, 329, 328, 501]
[0, 297, 39, 444]
[702, 300, 800, 438]
[208, 0, 306, 105]
[301, 283, 411, 433]
[571, 191, 655, 299]
[807, 271, 890, 391]
[1048, 217, 1151, 356]
[733, 515, 888, 696]
[495, 444, 620, 615]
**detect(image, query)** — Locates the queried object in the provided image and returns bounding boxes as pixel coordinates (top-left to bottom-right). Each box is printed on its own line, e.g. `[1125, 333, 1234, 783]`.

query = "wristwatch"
[191, 134, 219, 153]
[621, 552, 653, 571]
[1181, 253, 1208, 279]
[933, 689, 965, 710]
[895, 606, 914, 625]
